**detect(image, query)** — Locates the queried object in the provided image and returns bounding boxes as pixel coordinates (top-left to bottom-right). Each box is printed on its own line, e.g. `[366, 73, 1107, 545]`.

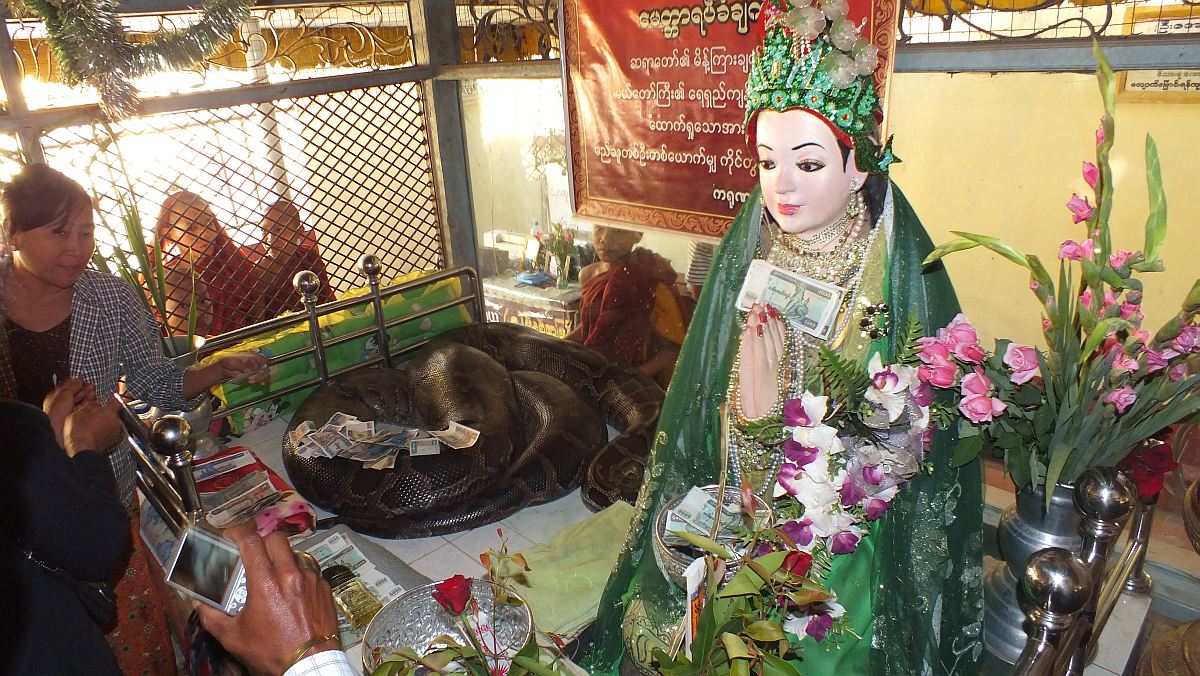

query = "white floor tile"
[500, 490, 597, 545]
[448, 524, 535, 561]
[364, 533, 450, 565]
[408, 543, 483, 581]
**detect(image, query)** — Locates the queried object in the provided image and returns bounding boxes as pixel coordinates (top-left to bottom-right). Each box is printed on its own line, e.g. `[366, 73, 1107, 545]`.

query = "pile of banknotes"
[663, 486, 744, 548]
[287, 412, 480, 470]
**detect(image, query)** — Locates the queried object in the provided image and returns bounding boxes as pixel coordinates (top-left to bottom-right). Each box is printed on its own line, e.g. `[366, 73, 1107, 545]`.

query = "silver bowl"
[362, 578, 532, 674]
[653, 484, 773, 590]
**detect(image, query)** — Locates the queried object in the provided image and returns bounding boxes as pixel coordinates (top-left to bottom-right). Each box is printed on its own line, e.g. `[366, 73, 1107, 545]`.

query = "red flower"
[1119, 434, 1179, 500]
[782, 550, 813, 578]
[432, 574, 473, 615]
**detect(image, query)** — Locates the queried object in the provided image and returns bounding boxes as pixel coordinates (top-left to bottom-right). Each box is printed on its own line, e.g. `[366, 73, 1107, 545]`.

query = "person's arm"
[0, 400, 129, 581]
[198, 525, 341, 676]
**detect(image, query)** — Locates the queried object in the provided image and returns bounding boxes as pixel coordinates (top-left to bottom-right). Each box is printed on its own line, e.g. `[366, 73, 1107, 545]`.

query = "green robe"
[577, 183, 984, 675]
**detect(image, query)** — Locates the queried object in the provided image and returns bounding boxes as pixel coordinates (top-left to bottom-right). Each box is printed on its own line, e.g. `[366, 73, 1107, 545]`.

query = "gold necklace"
[779, 198, 859, 253]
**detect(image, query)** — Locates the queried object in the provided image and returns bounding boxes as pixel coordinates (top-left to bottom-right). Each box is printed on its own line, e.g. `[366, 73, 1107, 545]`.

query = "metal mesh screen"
[900, 0, 1198, 42]
[40, 81, 443, 336]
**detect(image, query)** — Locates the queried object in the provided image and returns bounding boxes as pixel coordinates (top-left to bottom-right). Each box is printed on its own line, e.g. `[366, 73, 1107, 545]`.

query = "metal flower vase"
[983, 483, 1083, 674]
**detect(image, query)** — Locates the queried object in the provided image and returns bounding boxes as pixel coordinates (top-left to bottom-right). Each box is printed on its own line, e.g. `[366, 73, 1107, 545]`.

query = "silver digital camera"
[164, 525, 249, 615]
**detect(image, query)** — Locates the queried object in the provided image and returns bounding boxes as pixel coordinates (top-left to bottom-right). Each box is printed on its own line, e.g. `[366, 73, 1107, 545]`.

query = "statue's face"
[755, 109, 866, 235]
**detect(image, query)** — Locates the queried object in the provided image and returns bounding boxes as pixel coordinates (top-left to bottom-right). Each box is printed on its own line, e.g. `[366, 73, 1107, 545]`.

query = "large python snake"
[282, 323, 664, 538]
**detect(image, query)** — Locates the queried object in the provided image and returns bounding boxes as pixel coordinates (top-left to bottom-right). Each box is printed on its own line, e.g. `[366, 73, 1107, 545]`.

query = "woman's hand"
[184, 351, 271, 398]
[737, 304, 786, 419]
[43, 378, 96, 447]
[197, 524, 340, 675]
[62, 397, 122, 458]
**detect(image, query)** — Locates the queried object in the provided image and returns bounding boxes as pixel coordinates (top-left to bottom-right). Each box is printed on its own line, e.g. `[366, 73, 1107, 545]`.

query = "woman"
[0, 388, 129, 675]
[156, 189, 265, 334]
[0, 164, 267, 675]
[257, 198, 335, 319]
[579, 2, 983, 674]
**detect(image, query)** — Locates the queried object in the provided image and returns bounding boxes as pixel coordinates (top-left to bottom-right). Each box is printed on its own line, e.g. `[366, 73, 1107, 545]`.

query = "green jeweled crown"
[745, 0, 897, 175]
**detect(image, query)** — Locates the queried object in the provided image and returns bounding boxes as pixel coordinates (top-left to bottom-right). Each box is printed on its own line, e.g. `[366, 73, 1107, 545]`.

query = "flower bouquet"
[534, 222, 577, 288]
[654, 321, 942, 673]
[921, 44, 1200, 507]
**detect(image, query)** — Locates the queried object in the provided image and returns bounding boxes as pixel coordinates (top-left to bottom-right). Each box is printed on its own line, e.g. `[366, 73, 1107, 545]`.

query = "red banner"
[564, 0, 899, 237]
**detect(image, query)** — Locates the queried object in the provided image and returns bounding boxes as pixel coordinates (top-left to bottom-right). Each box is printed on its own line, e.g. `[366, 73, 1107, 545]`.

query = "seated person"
[161, 261, 216, 339]
[568, 225, 692, 387]
[258, 199, 335, 318]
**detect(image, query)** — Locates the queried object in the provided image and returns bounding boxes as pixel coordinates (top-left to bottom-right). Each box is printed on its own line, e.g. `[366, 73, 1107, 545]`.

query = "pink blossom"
[782, 398, 813, 427]
[1096, 119, 1106, 146]
[1104, 387, 1137, 414]
[958, 394, 1007, 424]
[1112, 351, 1141, 373]
[830, 531, 860, 555]
[778, 461, 803, 488]
[783, 439, 820, 468]
[917, 336, 952, 364]
[912, 381, 934, 407]
[780, 518, 814, 547]
[865, 498, 890, 521]
[961, 369, 992, 397]
[1110, 250, 1135, 268]
[1082, 161, 1099, 189]
[1080, 288, 1095, 311]
[1003, 343, 1040, 385]
[941, 314, 979, 349]
[1132, 328, 1152, 344]
[1067, 195, 1095, 225]
[1030, 280, 1040, 292]
[1101, 290, 1118, 314]
[871, 368, 900, 392]
[918, 359, 958, 389]
[1169, 363, 1189, 382]
[1128, 290, 1143, 303]
[1119, 302, 1142, 321]
[862, 464, 885, 486]
[1172, 325, 1200, 354]
[1042, 318, 1053, 332]
[954, 342, 987, 364]
[840, 477, 867, 507]
[806, 612, 834, 641]
[1059, 238, 1095, 261]
[1145, 350, 1169, 373]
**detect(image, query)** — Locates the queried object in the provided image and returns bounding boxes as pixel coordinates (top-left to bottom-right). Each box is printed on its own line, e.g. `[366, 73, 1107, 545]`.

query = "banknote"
[344, 420, 375, 441]
[409, 432, 441, 457]
[287, 420, 316, 448]
[663, 487, 742, 547]
[735, 259, 846, 340]
[429, 421, 480, 449]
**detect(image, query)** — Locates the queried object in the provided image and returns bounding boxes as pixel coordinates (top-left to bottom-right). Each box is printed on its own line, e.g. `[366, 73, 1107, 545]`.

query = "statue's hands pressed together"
[738, 303, 786, 419]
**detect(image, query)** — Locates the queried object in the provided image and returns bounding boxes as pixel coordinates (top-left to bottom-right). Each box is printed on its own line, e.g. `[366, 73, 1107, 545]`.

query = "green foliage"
[895, 315, 926, 366]
[817, 345, 870, 414]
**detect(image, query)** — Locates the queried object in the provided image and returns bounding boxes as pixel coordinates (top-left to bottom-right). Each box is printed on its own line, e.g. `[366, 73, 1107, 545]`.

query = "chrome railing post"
[150, 416, 203, 517]
[358, 254, 392, 369]
[1012, 547, 1092, 676]
[294, 270, 329, 381]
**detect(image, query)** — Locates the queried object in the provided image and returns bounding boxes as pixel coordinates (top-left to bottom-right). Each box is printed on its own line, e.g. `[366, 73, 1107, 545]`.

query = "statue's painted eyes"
[758, 159, 777, 171]
[797, 160, 826, 172]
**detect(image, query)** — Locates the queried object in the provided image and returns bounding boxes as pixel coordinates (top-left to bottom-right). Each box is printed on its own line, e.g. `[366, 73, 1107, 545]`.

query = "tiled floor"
[229, 415, 598, 583]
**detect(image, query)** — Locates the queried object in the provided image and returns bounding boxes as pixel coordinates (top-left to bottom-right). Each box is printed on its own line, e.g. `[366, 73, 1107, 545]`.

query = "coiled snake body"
[283, 323, 663, 538]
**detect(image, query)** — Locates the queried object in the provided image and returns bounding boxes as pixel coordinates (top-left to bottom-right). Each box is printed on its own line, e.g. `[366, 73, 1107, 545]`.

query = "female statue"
[579, 1, 983, 673]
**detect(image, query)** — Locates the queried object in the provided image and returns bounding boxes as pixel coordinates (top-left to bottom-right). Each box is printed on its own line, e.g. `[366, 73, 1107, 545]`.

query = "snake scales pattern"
[283, 323, 664, 538]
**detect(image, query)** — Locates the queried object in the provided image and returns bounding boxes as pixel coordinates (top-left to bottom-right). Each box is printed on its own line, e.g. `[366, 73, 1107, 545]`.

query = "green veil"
[576, 184, 984, 675]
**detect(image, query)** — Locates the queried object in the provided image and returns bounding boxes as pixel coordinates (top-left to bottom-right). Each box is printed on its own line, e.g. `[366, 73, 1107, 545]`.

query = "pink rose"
[1145, 350, 1169, 373]
[1172, 325, 1200, 354]
[1104, 387, 1137, 414]
[1169, 363, 1189, 382]
[1067, 195, 1095, 225]
[961, 369, 992, 397]
[917, 336, 952, 364]
[918, 358, 958, 389]
[958, 394, 1007, 424]
[1082, 161, 1099, 189]
[954, 342, 987, 364]
[1003, 343, 1040, 385]
[830, 532, 860, 555]
[1059, 239, 1089, 261]
[942, 313, 979, 348]
[1109, 250, 1135, 268]
[864, 498, 890, 521]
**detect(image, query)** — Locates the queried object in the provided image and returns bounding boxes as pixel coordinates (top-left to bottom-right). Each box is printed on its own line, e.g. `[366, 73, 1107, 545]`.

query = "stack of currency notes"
[735, 259, 846, 340]
[287, 413, 481, 470]
[663, 486, 744, 548]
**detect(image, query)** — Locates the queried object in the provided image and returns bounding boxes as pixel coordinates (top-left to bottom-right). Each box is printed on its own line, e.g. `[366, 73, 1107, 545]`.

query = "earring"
[850, 177, 860, 192]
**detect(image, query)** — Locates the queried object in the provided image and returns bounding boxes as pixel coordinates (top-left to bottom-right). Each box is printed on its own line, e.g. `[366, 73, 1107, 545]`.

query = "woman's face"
[756, 109, 866, 235]
[10, 203, 95, 290]
[163, 201, 219, 259]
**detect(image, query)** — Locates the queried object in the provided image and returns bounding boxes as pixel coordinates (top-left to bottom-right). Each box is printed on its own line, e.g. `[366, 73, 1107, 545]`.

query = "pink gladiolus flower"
[913, 381, 934, 407]
[781, 518, 814, 547]
[1172, 325, 1200, 354]
[959, 394, 1007, 424]
[1101, 290, 1118, 313]
[1133, 329, 1152, 344]
[782, 398, 813, 427]
[1003, 343, 1040, 385]
[806, 612, 834, 641]
[918, 360, 958, 389]
[960, 370, 992, 397]
[1059, 238, 1095, 261]
[1080, 288, 1095, 310]
[1096, 119, 1106, 145]
[1067, 195, 1095, 224]
[840, 477, 867, 507]
[1169, 363, 1189, 382]
[1104, 387, 1137, 414]
[865, 499, 889, 521]
[1128, 290, 1143, 303]
[783, 439, 820, 468]
[1145, 350, 1169, 373]
[1110, 250, 1135, 268]
[1030, 280, 1040, 292]
[1083, 161, 1099, 189]
[1119, 302, 1141, 321]
[1042, 318, 1053, 332]
[862, 464, 885, 486]
[830, 532, 860, 555]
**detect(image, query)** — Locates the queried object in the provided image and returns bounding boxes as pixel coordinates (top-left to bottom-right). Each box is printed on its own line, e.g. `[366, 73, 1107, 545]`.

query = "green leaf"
[1015, 386, 1044, 407]
[720, 552, 785, 598]
[1043, 444, 1074, 511]
[1143, 135, 1167, 263]
[511, 656, 558, 676]
[818, 345, 871, 408]
[670, 531, 733, 559]
[1081, 318, 1132, 357]
[1099, 264, 1128, 290]
[922, 238, 979, 266]
[743, 620, 787, 643]
[1034, 405, 1054, 437]
[949, 231, 1029, 268]
[761, 653, 805, 676]
[731, 660, 751, 676]
[1006, 444, 1031, 490]
[953, 434, 984, 466]
[721, 632, 753, 660]
[1183, 279, 1200, 313]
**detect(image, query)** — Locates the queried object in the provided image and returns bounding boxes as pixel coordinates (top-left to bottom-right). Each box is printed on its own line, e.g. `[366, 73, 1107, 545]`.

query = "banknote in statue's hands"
[735, 259, 846, 340]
